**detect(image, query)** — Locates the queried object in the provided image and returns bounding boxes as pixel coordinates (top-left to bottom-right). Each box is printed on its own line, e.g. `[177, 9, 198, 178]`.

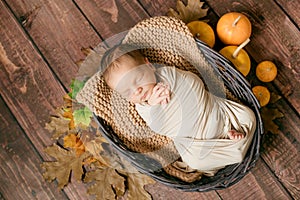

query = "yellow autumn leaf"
[168, 0, 208, 23]
[62, 107, 75, 130]
[63, 93, 73, 108]
[64, 133, 85, 156]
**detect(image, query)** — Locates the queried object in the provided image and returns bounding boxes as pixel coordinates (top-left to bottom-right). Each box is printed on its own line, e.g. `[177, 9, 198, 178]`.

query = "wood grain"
[139, 0, 177, 17]
[74, 0, 149, 40]
[205, 0, 300, 113]
[259, 89, 300, 199]
[203, 0, 300, 197]
[5, 0, 101, 87]
[262, 130, 300, 199]
[0, 1, 89, 199]
[275, 0, 300, 27]
[145, 182, 220, 200]
[217, 159, 292, 200]
[0, 96, 67, 200]
[1, 0, 299, 199]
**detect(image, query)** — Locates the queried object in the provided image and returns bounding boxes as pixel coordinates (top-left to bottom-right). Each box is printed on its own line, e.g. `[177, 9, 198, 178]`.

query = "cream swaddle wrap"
[136, 67, 256, 173]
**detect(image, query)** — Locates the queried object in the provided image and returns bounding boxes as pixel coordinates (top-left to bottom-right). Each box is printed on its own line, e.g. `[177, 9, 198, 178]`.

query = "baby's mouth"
[141, 91, 148, 102]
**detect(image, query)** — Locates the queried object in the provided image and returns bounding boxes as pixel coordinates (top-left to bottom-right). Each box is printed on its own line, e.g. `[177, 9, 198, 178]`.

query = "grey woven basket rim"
[94, 39, 263, 191]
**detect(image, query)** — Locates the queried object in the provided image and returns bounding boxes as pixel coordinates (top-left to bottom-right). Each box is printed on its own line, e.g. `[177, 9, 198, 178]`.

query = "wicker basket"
[77, 16, 263, 191]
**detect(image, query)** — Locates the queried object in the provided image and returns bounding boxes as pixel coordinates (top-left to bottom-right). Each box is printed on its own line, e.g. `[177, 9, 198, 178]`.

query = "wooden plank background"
[0, 0, 299, 199]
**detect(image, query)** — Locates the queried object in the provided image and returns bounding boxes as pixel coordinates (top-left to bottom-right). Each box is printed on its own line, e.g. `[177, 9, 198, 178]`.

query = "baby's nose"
[134, 87, 143, 95]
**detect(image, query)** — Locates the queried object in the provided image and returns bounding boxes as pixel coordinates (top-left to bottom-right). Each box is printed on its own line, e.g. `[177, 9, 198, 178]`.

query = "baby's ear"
[144, 57, 156, 71]
[144, 57, 150, 63]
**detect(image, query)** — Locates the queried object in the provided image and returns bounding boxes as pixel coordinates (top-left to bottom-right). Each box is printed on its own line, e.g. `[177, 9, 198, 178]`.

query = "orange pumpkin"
[187, 21, 215, 48]
[252, 86, 271, 107]
[219, 46, 251, 76]
[219, 38, 251, 76]
[217, 12, 252, 45]
[256, 61, 278, 82]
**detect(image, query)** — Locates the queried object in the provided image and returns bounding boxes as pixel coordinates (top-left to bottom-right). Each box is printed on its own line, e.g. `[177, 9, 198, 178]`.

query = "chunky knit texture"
[76, 16, 222, 182]
[76, 16, 261, 185]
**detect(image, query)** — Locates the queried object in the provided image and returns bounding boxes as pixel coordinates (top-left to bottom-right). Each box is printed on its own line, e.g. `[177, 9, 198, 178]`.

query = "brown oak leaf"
[269, 92, 282, 104]
[84, 136, 109, 166]
[118, 169, 156, 200]
[100, 0, 119, 23]
[261, 107, 284, 134]
[261, 93, 284, 134]
[168, 0, 208, 23]
[63, 93, 73, 108]
[77, 46, 107, 80]
[84, 167, 125, 199]
[45, 114, 70, 139]
[41, 144, 89, 189]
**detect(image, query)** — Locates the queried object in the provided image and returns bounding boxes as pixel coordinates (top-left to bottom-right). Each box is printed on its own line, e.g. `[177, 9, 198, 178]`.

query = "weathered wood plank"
[205, 0, 300, 114]
[139, 0, 217, 24]
[262, 132, 300, 199]
[261, 97, 300, 199]
[139, 0, 177, 17]
[0, 0, 64, 157]
[5, 0, 101, 87]
[0, 1, 89, 199]
[0, 96, 67, 200]
[145, 182, 220, 200]
[217, 159, 292, 200]
[74, 0, 149, 40]
[275, 0, 300, 28]
[203, 0, 300, 198]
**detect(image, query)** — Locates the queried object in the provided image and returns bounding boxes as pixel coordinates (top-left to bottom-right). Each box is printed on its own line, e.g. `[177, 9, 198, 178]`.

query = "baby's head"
[101, 44, 157, 104]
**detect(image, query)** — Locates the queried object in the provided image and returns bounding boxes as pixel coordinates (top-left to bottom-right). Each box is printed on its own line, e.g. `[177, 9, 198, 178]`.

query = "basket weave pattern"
[77, 16, 263, 190]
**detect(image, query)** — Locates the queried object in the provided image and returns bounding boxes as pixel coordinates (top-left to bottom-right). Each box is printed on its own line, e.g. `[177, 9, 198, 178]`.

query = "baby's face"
[108, 59, 156, 104]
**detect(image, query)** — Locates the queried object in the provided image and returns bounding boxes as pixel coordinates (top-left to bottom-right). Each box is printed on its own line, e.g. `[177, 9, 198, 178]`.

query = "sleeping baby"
[101, 44, 256, 174]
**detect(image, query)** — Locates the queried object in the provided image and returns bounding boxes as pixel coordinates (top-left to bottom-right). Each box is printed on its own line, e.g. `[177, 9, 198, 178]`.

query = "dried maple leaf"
[64, 133, 85, 156]
[61, 108, 75, 130]
[84, 167, 125, 199]
[100, 0, 119, 23]
[261, 107, 284, 134]
[63, 93, 73, 108]
[45, 114, 70, 139]
[168, 0, 208, 23]
[269, 92, 282, 104]
[77, 46, 107, 80]
[84, 136, 109, 166]
[41, 144, 89, 189]
[118, 170, 155, 200]
[261, 92, 284, 134]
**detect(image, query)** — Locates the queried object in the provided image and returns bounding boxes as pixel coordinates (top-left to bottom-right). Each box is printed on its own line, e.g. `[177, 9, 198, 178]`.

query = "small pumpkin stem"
[232, 15, 241, 27]
[232, 38, 250, 58]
